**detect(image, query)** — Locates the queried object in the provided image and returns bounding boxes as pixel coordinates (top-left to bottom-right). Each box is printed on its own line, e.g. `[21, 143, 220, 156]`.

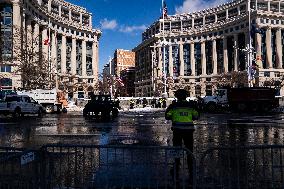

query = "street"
[1, 110, 284, 156]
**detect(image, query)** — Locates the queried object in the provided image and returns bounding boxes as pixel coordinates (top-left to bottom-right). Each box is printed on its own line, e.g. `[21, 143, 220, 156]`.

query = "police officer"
[165, 89, 199, 184]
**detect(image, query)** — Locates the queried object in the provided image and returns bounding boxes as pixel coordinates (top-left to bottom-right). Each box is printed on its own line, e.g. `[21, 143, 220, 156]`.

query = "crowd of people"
[129, 97, 167, 109]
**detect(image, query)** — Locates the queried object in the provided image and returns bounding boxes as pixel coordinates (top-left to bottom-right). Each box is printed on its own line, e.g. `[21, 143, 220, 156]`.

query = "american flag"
[116, 77, 125, 87]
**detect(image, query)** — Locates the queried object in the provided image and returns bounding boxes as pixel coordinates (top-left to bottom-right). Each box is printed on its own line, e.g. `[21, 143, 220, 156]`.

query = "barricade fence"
[1, 145, 284, 189]
[41, 144, 196, 189]
[199, 145, 284, 189]
[0, 147, 41, 189]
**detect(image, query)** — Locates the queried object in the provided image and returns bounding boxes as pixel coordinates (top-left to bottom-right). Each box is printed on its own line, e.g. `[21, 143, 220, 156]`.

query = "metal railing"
[0, 147, 42, 189]
[41, 144, 196, 189]
[198, 145, 284, 189]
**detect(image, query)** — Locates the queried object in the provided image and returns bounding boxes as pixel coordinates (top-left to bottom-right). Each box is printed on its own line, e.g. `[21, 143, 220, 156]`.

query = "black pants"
[172, 128, 194, 183]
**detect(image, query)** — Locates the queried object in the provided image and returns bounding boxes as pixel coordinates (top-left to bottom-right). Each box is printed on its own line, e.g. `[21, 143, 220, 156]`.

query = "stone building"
[113, 49, 135, 77]
[0, 0, 101, 98]
[133, 0, 284, 97]
[120, 67, 135, 97]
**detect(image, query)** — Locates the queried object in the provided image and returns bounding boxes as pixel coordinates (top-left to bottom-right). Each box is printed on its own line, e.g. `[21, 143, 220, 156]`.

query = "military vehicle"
[83, 95, 119, 119]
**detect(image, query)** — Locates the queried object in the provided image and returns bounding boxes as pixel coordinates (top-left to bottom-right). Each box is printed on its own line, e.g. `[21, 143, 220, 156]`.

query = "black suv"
[83, 95, 119, 119]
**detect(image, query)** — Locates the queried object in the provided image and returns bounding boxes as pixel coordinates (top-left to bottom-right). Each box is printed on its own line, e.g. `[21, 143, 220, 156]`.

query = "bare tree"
[1, 25, 55, 90]
[216, 71, 248, 88]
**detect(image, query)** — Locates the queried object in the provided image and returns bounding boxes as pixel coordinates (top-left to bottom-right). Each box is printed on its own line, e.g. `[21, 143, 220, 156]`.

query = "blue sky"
[68, 0, 230, 72]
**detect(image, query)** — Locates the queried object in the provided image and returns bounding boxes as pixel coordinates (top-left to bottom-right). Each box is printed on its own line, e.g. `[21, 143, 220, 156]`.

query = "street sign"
[21, 152, 35, 165]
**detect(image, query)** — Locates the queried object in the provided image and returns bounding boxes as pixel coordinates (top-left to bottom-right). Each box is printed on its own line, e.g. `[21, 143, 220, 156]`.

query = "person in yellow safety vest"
[165, 89, 199, 185]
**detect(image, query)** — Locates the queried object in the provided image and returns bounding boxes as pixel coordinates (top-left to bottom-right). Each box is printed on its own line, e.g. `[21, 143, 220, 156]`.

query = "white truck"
[18, 88, 68, 113]
[0, 94, 43, 117]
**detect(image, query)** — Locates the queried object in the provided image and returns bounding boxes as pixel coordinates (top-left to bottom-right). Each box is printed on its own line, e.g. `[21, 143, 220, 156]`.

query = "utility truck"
[202, 87, 278, 112]
[18, 89, 68, 113]
[0, 94, 43, 117]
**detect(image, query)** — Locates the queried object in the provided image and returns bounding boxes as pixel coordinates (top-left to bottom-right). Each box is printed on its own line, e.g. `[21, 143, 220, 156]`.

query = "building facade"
[113, 49, 135, 77]
[0, 0, 101, 98]
[134, 0, 284, 97]
[120, 67, 135, 97]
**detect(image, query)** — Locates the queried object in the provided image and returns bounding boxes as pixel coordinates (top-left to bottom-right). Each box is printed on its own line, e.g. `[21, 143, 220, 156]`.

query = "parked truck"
[202, 87, 278, 112]
[18, 89, 68, 113]
[0, 94, 43, 117]
[83, 95, 119, 119]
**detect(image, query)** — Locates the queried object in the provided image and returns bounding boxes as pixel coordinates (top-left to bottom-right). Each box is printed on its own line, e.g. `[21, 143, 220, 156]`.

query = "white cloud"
[175, 0, 230, 14]
[100, 18, 118, 30]
[119, 25, 147, 33]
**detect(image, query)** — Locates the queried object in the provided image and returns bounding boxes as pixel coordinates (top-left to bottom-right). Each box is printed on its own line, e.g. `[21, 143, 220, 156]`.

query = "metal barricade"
[199, 145, 284, 189]
[0, 147, 42, 189]
[41, 144, 196, 189]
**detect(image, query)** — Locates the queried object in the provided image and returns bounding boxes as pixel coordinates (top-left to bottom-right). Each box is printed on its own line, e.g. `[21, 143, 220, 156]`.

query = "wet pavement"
[0, 110, 284, 157]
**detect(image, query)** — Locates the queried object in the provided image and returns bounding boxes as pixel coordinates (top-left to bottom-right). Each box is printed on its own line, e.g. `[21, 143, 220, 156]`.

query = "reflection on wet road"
[1, 111, 284, 158]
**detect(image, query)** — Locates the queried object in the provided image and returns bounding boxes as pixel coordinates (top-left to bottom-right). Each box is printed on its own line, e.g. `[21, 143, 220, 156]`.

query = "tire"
[62, 107, 67, 113]
[13, 108, 21, 118]
[45, 105, 54, 114]
[206, 102, 217, 112]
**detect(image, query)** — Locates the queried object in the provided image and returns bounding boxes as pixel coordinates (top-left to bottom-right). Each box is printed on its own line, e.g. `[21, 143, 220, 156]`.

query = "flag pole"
[162, 0, 167, 96]
[48, 18, 51, 89]
[248, 0, 253, 87]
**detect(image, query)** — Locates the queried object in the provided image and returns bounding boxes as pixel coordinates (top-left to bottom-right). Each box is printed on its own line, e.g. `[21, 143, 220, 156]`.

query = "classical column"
[71, 36, 77, 75]
[276, 28, 282, 68]
[201, 41, 206, 75]
[158, 47, 163, 76]
[61, 34, 67, 74]
[80, 13, 83, 25]
[266, 27, 273, 68]
[42, 28, 48, 61]
[26, 19, 33, 52]
[212, 39, 218, 74]
[51, 31, 57, 72]
[233, 34, 239, 71]
[190, 43, 195, 76]
[12, 1, 21, 60]
[48, 0, 51, 12]
[179, 43, 184, 76]
[223, 37, 228, 73]
[92, 39, 99, 81]
[255, 31, 263, 68]
[82, 39, 87, 77]
[33, 23, 40, 58]
[169, 45, 173, 77]
[89, 15, 92, 28]
[59, 5, 62, 17]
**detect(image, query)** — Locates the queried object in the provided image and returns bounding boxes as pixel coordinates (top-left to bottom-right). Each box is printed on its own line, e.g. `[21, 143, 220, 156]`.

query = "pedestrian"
[165, 89, 199, 186]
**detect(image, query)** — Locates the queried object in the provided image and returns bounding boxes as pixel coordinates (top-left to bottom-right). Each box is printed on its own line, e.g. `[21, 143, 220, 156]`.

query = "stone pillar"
[255, 32, 263, 68]
[223, 37, 228, 72]
[51, 31, 57, 72]
[179, 43, 184, 76]
[158, 47, 163, 76]
[276, 28, 282, 68]
[42, 28, 49, 61]
[82, 39, 87, 77]
[201, 41, 206, 75]
[48, 0, 51, 12]
[212, 39, 218, 74]
[26, 19, 33, 52]
[71, 36, 77, 75]
[266, 27, 273, 68]
[33, 23, 40, 58]
[12, 1, 21, 61]
[190, 43, 195, 76]
[89, 15, 92, 28]
[61, 34, 67, 74]
[80, 13, 83, 25]
[59, 5, 62, 17]
[92, 39, 99, 81]
[169, 45, 173, 77]
[233, 34, 239, 71]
